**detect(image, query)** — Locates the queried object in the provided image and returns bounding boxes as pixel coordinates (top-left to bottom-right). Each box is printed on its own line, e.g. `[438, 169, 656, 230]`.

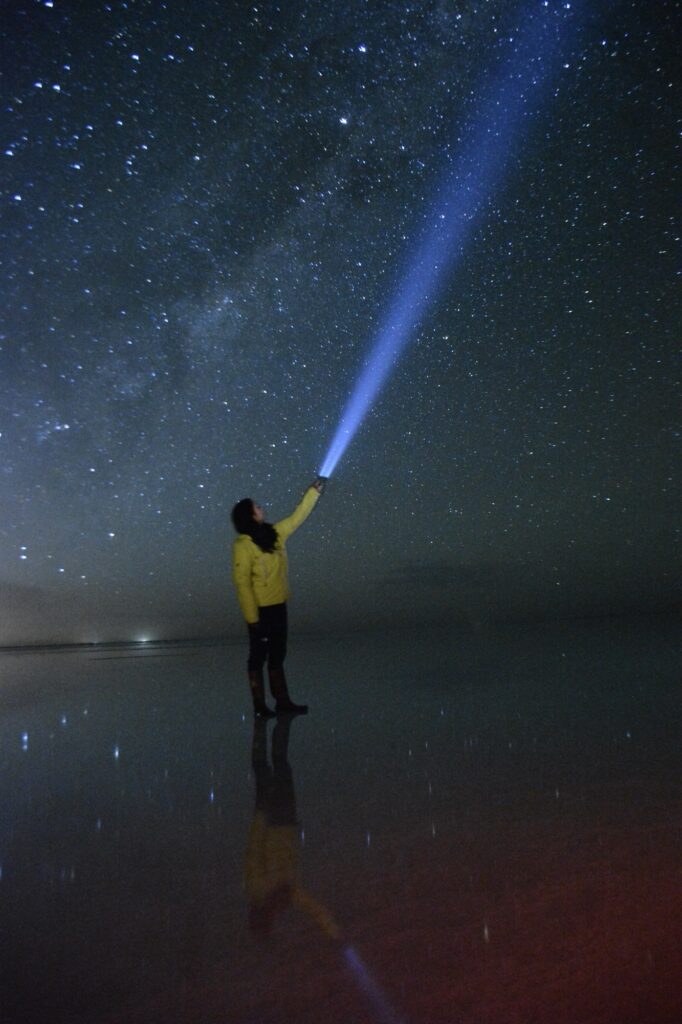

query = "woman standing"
[231, 479, 324, 717]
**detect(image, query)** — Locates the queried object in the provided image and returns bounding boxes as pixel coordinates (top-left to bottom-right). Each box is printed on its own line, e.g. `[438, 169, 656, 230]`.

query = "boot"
[268, 666, 308, 715]
[248, 670, 275, 718]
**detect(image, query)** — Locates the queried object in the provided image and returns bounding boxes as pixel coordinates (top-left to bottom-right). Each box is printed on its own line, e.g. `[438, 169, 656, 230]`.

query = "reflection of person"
[244, 716, 340, 939]
[231, 480, 324, 717]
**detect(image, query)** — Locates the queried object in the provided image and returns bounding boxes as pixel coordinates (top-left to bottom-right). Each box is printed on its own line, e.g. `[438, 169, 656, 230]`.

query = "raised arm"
[293, 886, 341, 939]
[232, 536, 259, 623]
[275, 483, 322, 542]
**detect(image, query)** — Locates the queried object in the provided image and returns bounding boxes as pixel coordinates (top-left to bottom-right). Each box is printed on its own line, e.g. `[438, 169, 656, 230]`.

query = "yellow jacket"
[244, 813, 341, 939]
[232, 486, 320, 624]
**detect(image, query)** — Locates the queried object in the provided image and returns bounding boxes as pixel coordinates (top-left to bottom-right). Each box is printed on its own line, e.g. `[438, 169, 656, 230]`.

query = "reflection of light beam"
[343, 945, 408, 1024]
[319, 2, 585, 479]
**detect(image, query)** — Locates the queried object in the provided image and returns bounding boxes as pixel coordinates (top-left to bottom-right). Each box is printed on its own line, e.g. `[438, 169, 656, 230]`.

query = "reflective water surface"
[1, 617, 680, 1024]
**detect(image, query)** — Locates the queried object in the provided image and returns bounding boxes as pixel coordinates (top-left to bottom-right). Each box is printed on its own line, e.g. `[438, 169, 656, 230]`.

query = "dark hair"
[231, 498, 279, 553]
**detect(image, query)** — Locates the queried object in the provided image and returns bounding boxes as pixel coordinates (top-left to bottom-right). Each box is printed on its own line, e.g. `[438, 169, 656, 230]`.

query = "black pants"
[247, 602, 288, 672]
[252, 716, 296, 825]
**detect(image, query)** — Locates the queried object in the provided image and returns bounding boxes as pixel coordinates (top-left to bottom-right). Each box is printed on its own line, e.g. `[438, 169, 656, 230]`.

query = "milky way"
[1, 0, 678, 644]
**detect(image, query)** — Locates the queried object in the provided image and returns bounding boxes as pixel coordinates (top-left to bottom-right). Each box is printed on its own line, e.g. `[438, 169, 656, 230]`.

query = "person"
[231, 478, 325, 717]
[245, 715, 340, 939]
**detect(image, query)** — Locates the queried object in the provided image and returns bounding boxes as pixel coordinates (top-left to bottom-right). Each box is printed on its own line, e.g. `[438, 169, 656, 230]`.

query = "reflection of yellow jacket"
[244, 812, 340, 939]
[232, 487, 320, 624]
[244, 815, 298, 902]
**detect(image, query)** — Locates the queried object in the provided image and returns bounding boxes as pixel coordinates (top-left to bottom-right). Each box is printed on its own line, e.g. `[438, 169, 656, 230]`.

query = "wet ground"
[1, 615, 680, 1024]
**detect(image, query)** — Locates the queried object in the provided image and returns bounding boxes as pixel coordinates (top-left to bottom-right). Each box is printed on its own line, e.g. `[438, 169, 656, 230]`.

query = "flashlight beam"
[319, 1, 586, 479]
[343, 945, 409, 1024]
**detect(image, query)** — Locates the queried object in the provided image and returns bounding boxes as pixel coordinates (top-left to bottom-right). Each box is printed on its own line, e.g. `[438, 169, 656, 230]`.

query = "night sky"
[1, 0, 678, 646]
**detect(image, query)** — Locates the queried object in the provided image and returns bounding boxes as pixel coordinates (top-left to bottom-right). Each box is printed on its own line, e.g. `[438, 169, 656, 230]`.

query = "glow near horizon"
[319, 2, 583, 479]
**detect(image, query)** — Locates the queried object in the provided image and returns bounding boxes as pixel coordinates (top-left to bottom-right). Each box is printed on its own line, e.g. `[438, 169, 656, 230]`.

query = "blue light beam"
[343, 945, 408, 1024]
[319, 1, 585, 478]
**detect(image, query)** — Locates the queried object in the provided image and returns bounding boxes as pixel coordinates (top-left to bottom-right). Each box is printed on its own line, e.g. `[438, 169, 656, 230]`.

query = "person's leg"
[251, 716, 273, 803]
[247, 619, 275, 718]
[266, 604, 308, 714]
[265, 603, 287, 670]
[268, 714, 297, 823]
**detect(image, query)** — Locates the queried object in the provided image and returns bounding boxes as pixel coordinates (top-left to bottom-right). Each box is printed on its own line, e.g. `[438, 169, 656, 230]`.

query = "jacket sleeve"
[292, 887, 341, 939]
[275, 486, 320, 542]
[232, 537, 259, 624]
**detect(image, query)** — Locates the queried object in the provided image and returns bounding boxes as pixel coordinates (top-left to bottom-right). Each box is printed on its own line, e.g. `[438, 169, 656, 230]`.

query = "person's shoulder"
[233, 533, 253, 549]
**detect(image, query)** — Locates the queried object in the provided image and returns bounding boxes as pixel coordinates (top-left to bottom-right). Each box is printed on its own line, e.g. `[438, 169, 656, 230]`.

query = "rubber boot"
[248, 669, 275, 718]
[268, 666, 308, 715]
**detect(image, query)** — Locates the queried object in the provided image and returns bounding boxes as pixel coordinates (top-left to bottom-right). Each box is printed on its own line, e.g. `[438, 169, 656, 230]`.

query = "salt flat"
[1, 616, 679, 1024]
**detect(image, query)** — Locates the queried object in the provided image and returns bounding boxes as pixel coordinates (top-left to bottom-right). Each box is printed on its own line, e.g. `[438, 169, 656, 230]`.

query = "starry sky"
[1, 0, 678, 646]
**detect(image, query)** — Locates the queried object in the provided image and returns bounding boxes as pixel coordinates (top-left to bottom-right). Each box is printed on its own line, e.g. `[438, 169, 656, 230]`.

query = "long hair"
[231, 498, 279, 553]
